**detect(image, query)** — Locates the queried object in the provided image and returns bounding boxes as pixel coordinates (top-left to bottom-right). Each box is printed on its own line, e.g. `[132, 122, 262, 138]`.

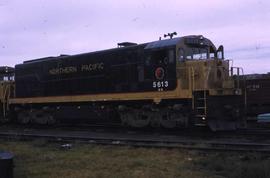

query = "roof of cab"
[145, 37, 182, 49]
[144, 35, 216, 51]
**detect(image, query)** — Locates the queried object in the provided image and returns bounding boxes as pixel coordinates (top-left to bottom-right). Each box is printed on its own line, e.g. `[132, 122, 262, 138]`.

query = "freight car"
[243, 73, 270, 119]
[0, 35, 246, 131]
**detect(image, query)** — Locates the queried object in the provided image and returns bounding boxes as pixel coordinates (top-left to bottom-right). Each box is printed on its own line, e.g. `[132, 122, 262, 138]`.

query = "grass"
[195, 152, 270, 178]
[0, 140, 270, 178]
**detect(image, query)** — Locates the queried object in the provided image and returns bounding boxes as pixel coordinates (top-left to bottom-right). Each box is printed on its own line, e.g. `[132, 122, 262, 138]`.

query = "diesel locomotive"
[0, 35, 246, 131]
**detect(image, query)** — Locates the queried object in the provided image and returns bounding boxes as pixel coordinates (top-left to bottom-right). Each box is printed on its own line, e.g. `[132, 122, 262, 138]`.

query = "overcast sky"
[1, 0, 270, 74]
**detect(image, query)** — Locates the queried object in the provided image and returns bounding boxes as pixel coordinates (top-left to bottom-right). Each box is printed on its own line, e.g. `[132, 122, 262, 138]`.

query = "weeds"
[1, 141, 270, 178]
[196, 152, 270, 178]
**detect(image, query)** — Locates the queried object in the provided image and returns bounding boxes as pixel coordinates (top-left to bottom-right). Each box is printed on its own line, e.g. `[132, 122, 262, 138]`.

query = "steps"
[193, 90, 207, 126]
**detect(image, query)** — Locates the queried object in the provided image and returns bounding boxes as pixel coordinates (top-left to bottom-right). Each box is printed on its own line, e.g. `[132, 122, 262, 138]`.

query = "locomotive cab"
[176, 36, 233, 90]
[175, 36, 245, 130]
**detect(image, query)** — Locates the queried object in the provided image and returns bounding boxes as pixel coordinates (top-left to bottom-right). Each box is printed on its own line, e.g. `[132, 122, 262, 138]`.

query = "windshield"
[178, 47, 209, 62]
[186, 48, 208, 60]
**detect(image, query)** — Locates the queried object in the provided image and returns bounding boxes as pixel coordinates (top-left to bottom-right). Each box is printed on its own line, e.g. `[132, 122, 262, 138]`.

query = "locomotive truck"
[0, 35, 246, 131]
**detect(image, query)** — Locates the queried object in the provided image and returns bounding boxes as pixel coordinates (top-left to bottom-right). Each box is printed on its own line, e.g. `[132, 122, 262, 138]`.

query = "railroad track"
[0, 125, 270, 152]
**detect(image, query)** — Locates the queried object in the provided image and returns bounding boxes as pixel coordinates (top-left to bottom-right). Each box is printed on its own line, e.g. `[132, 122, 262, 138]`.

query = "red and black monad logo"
[155, 67, 165, 80]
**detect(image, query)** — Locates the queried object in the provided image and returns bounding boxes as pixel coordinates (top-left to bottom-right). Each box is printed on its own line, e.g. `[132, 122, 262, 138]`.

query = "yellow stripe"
[9, 80, 192, 104]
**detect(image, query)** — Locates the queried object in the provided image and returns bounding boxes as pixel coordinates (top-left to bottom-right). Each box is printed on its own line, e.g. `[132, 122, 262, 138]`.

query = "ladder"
[193, 90, 207, 126]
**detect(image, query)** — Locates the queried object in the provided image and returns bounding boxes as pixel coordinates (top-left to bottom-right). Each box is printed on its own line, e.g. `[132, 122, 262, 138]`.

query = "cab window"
[168, 49, 175, 64]
[146, 49, 175, 65]
[178, 48, 185, 62]
[180, 47, 208, 60]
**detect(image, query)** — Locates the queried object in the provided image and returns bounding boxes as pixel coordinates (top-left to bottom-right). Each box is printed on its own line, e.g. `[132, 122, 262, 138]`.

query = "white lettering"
[152, 81, 169, 90]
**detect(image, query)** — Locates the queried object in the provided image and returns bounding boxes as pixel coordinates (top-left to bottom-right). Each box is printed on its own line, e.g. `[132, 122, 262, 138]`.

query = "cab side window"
[168, 49, 175, 64]
[145, 49, 175, 66]
[178, 48, 185, 62]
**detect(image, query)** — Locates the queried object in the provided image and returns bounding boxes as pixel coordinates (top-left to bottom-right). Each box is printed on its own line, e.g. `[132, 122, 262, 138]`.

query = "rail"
[1, 126, 270, 152]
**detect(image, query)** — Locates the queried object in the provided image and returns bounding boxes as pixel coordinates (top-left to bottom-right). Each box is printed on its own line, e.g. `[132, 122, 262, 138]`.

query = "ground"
[0, 140, 270, 178]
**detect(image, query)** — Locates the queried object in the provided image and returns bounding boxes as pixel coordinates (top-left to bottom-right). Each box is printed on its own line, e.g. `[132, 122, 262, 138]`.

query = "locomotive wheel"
[159, 113, 177, 129]
[119, 113, 129, 126]
[120, 111, 150, 128]
[150, 113, 161, 128]
[17, 111, 31, 124]
[160, 111, 189, 129]
[31, 110, 56, 125]
[31, 110, 48, 125]
[47, 114, 56, 125]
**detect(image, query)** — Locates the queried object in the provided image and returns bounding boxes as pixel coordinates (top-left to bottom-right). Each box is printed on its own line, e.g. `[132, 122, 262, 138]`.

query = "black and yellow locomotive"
[0, 35, 246, 131]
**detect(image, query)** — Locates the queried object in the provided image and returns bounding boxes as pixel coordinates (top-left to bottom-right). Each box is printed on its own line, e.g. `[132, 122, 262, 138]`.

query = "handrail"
[229, 67, 245, 90]
[1, 82, 11, 119]
[2, 85, 7, 118]
[189, 67, 195, 109]
[230, 67, 244, 76]
[226, 59, 234, 68]
[190, 67, 195, 91]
